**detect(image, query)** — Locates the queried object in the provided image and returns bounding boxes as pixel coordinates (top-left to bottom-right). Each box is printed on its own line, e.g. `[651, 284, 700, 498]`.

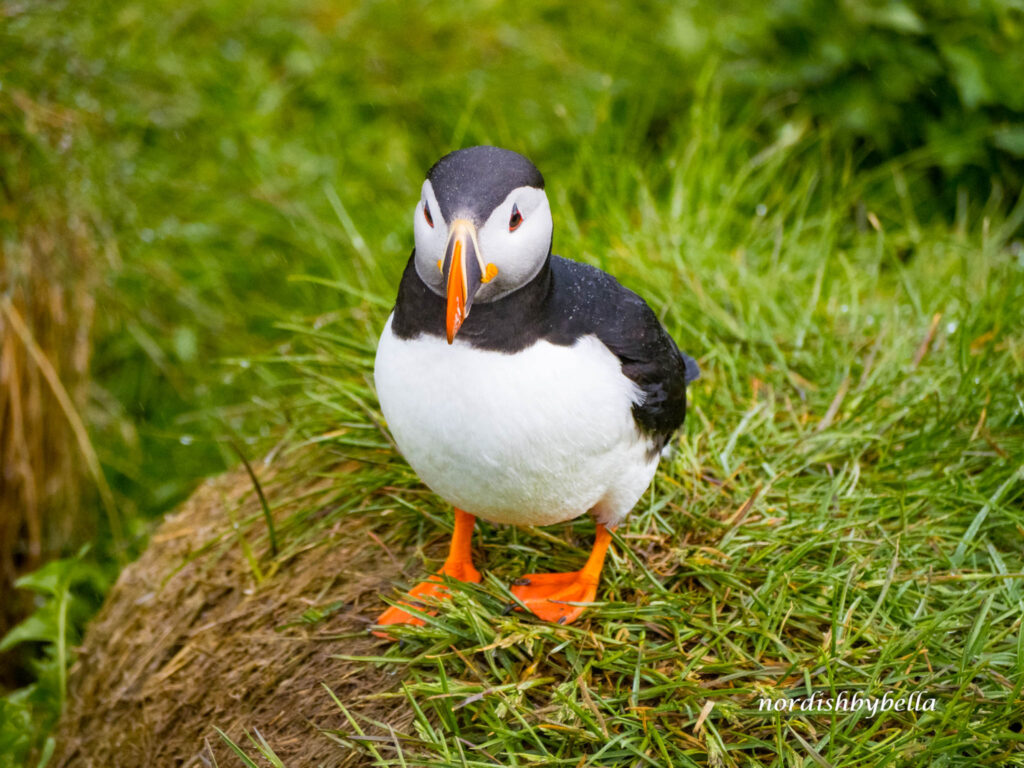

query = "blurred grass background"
[1, 0, 1023, 764]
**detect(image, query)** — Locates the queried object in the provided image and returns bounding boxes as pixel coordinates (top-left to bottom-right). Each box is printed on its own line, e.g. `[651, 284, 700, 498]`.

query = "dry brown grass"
[0, 78, 124, 680]
[0, 214, 102, 659]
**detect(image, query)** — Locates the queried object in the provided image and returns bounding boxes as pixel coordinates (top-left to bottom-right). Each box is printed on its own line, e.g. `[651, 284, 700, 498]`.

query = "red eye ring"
[423, 202, 434, 228]
[509, 203, 523, 232]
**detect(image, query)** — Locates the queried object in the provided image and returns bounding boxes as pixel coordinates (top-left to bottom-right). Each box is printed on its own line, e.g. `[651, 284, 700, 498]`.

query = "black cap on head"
[426, 146, 544, 224]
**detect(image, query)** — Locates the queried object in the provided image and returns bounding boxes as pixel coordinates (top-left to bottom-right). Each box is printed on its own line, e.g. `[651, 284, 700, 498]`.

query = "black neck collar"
[391, 252, 554, 352]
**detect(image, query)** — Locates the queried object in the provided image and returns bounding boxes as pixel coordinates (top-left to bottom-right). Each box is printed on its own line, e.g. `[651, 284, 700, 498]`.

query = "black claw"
[557, 616, 567, 625]
[512, 577, 531, 586]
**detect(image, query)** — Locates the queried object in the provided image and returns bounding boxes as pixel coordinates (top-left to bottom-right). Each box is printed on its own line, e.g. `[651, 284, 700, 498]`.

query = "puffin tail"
[681, 352, 701, 385]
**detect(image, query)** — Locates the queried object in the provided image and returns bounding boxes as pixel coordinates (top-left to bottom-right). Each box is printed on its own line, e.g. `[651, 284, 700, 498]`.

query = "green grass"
[214, 97, 1023, 765]
[4, 0, 1024, 765]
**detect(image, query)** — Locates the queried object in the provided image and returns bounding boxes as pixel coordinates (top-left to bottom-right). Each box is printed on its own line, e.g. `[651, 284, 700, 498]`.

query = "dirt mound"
[52, 458, 421, 767]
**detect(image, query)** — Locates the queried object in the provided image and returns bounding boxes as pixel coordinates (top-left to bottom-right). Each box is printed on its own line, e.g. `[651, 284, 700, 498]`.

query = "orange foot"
[510, 570, 600, 624]
[373, 508, 479, 639]
[373, 559, 480, 638]
[509, 524, 613, 626]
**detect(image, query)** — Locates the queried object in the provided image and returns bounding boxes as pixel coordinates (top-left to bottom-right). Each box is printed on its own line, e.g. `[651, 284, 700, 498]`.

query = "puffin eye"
[423, 202, 434, 228]
[509, 203, 523, 232]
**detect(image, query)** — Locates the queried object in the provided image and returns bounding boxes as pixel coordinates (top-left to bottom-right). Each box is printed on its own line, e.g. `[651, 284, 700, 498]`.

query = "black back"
[391, 253, 699, 449]
[427, 146, 545, 224]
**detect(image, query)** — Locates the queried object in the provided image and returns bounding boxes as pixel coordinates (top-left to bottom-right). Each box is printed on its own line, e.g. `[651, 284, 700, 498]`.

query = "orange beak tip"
[445, 238, 468, 343]
[446, 298, 464, 343]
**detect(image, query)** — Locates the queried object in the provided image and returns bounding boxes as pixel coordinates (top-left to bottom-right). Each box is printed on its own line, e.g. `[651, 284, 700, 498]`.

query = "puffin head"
[413, 146, 552, 343]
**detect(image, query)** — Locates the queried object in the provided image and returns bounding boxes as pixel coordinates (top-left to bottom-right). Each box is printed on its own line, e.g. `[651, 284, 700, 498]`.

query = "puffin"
[373, 146, 699, 635]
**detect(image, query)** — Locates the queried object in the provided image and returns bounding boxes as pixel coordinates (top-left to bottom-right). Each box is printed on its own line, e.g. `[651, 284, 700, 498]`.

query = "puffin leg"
[509, 524, 612, 625]
[373, 508, 481, 638]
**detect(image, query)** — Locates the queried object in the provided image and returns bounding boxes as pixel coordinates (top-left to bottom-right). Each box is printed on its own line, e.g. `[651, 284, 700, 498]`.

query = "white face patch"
[475, 186, 552, 302]
[413, 180, 448, 293]
[413, 181, 553, 303]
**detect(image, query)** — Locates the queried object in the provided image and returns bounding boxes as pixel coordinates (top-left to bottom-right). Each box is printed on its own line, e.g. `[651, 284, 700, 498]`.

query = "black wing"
[545, 257, 699, 448]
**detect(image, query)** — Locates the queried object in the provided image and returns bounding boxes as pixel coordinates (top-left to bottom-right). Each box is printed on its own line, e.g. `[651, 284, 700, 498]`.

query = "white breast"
[373, 315, 659, 527]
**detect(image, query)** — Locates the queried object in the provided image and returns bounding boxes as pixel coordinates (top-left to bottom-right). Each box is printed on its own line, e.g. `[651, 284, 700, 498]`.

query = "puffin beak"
[442, 219, 485, 343]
